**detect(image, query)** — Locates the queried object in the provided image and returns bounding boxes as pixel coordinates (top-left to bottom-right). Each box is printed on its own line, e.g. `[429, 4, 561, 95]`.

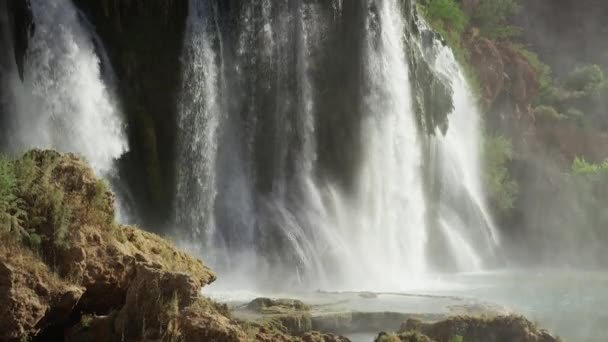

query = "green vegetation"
[0, 151, 115, 253]
[417, 0, 523, 97]
[568, 157, 608, 251]
[572, 156, 608, 176]
[533, 64, 608, 129]
[418, 0, 480, 94]
[483, 135, 519, 217]
[420, 0, 468, 37]
[1, 154, 30, 244]
[471, 0, 522, 38]
[511, 43, 553, 94]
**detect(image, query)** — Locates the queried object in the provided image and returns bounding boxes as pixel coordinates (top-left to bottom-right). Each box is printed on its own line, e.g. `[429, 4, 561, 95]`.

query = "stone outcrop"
[397, 316, 560, 342]
[0, 247, 83, 341]
[465, 32, 540, 133]
[0, 150, 221, 341]
[0, 150, 352, 342]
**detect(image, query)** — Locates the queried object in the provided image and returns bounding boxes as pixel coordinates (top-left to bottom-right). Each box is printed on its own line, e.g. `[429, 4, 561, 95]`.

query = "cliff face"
[0, 150, 222, 341]
[0, 149, 351, 342]
[73, 0, 189, 229]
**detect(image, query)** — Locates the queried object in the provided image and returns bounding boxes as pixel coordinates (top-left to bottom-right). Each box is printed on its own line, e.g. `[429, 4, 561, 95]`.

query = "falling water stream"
[4, 0, 127, 176]
[176, 0, 498, 291]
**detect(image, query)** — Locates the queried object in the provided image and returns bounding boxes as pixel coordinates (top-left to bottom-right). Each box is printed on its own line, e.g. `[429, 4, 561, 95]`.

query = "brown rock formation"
[0, 150, 351, 342]
[400, 316, 560, 342]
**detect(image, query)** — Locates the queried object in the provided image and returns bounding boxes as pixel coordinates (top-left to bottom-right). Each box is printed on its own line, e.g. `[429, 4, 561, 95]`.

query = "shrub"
[572, 156, 608, 176]
[511, 44, 553, 97]
[420, 0, 468, 36]
[532, 105, 566, 122]
[472, 0, 522, 38]
[0, 155, 28, 239]
[564, 65, 604, 92]
[483, 135, 519, 216]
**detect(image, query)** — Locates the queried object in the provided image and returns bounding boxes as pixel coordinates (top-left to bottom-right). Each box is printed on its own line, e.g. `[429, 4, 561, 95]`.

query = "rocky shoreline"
[0, 151, 560, 341]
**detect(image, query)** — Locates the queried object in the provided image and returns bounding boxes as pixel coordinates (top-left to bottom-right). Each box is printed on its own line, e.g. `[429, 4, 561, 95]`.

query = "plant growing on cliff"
[421, 0, 468, 36]
[572, 157, 608, 177]
[483, 135, 519, 217]
[0, 155, 28, 239]
[471, 0, 522, 38]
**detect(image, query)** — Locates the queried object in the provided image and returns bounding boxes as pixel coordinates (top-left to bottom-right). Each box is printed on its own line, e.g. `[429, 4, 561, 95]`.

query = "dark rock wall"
[73, 0, 189, 229]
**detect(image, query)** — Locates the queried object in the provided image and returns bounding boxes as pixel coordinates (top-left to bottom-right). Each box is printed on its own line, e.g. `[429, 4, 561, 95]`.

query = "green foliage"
[421, 0, 468, 35]
[0, 155, 28, 239]
[1, 151, 114, 252]
[450, 336, 464, 342]
[532, 105, 566, 122]
[472, 0, 522, 38]
[511, 44, 553, 97]
[533, 64, 608, 130]
[572, 156, 608, 176]
[564, 65, 604, 92]
[483, 135, 519, 216]
[418, 1, 481, 97]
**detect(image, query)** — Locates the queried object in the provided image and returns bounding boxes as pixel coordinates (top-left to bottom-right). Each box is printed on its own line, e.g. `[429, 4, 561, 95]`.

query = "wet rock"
[247, 297, 311, 314]
[400, 316, 560, 342]
[375, 331, 435, 342]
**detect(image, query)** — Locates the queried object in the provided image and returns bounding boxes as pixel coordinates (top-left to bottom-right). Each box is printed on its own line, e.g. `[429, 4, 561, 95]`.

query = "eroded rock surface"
[398, 316, 560, 342]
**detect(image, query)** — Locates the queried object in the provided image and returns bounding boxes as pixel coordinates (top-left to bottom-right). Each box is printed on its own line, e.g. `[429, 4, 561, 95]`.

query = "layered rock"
[385, 316, 560, 342]
[0, 150, 353, 342]
[0, 150, 221, 341]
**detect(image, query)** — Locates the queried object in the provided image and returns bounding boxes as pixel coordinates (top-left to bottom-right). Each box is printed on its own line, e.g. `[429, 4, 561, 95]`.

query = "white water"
[7, 0, 127, 176]
[428, 36, 499, 269]
[176, 0, 222, 243]
[328, 0, 429, 288]
[180, 0, 497, 291]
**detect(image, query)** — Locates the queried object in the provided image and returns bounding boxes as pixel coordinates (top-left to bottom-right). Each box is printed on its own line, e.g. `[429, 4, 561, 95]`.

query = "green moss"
[571, 156, 608, 176]
[419, 0, 468, 36]
[1, 150, 119, 254]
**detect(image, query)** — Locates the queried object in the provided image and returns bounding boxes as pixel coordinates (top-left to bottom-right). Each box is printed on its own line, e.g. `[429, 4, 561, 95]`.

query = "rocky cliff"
[0, 150, 357, 341]
[73, 0, 190, 229]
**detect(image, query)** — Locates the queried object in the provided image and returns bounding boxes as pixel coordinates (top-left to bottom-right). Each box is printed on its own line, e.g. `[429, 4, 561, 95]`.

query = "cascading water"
[176, 0, 222, 246]
[176, 0, 498, 291]
[328, 0, 429, 288]
[427, 43, 499, 271]
[4, 0, 127, 176]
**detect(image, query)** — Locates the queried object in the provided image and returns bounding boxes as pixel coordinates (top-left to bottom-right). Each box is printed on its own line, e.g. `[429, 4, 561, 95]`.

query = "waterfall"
[422, 24, 499, 271]
[176, 0, 498, 291]
[4, 0, 127, 176]
[176, 0, 222, 245]
[328, 0, 429, 288]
